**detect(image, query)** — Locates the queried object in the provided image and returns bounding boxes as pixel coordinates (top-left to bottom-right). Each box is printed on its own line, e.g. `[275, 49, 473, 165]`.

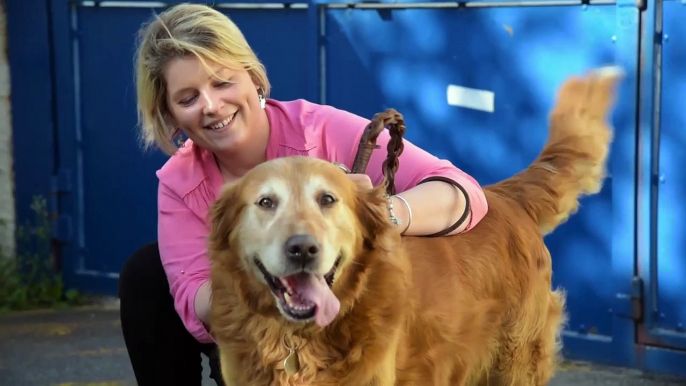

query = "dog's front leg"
[366, 370, 397, 386]
[217, 345, 243, 386]
[368, 339, 399, 386]
[355, 328, 400, 386]
[344, 361, 396, 386]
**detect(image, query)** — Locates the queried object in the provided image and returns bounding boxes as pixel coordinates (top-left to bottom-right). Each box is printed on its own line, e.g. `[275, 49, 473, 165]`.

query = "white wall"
[0, 4, 16, 258]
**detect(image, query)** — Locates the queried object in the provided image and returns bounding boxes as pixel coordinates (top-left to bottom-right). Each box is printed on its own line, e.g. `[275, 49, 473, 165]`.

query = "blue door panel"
[73, 4, 310, 279]
[325, 5, 618, 338]
[76, 6, 167, 275]
[653, 0, 686, 348]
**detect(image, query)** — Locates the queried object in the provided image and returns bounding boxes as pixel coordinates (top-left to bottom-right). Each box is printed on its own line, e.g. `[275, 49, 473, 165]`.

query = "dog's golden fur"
[207, 68, 622, 385]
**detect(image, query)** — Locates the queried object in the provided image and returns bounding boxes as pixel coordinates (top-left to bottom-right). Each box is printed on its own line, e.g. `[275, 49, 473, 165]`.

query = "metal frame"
[7, 0, 686, 378]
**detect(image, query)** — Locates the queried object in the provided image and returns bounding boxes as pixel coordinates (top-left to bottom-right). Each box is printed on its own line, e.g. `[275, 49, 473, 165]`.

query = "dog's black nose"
[285, 234, 320, 266]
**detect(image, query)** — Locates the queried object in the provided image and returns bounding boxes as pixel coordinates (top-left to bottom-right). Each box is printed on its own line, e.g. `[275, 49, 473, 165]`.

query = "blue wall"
[6, 0, 56, 242]
[7, 0, 686, 377]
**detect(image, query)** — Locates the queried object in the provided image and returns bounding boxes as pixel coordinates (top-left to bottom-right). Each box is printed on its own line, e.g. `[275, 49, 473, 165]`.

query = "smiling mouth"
[254, 256, 342, 323]
[204, 112, 236, 130]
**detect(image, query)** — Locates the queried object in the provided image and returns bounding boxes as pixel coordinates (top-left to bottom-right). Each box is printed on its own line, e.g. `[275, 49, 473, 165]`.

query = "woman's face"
[164, 55, 264, 154]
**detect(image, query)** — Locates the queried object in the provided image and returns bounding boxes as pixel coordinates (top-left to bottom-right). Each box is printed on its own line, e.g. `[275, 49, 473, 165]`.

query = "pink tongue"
[285, 273, 340, 327]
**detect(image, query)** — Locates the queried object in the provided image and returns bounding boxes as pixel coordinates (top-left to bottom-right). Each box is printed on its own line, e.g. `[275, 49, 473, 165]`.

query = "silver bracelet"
[385, 194, 402, 227]
[332, 162, 350, 174]
[393, 195, 412, 235]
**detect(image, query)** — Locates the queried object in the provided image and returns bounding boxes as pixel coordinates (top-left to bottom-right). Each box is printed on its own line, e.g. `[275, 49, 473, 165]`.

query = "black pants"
[118, 242, 225, 385]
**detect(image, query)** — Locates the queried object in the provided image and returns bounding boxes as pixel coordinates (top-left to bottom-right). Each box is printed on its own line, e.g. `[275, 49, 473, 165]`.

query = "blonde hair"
[134, 4, 271, 155]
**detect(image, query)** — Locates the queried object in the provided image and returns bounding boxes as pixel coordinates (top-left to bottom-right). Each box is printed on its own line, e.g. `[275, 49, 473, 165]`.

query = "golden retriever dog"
[207, 67, 623, 385]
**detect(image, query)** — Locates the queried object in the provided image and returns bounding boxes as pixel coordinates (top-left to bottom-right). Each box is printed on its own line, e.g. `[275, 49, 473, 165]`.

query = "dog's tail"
[488, 66, 624, 235]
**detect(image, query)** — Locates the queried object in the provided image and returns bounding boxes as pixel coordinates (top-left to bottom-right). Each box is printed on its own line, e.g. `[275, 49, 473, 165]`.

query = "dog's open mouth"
[254, 256, 342, 326]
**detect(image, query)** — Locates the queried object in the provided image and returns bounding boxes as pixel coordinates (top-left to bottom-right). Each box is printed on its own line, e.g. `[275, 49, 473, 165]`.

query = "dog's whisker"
[230, 266, 248, 274]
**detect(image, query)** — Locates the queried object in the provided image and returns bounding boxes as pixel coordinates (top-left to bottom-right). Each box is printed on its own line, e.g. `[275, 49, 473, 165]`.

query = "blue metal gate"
[653, 0, 686, 348]
[636, 0, 686, 354]
[325, 0, 622, 354]
[7, 0, 686, 377]
[46, 0, 315, 294]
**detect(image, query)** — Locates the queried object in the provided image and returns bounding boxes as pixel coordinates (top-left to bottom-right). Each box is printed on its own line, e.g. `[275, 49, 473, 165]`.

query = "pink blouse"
[155, 98, 488, 343]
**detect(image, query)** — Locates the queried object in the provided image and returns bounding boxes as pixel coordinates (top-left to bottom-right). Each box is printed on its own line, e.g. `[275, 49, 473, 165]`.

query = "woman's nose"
[201, 89, 223, 115]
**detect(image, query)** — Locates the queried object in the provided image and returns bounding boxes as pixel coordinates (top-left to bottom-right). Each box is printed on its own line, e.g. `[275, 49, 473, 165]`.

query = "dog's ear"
[354, 181, 393, 247]
[208, 184, 244, 252]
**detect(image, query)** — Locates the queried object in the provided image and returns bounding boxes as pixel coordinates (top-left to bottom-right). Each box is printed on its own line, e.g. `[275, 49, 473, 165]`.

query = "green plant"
[0, 195, 87, 312]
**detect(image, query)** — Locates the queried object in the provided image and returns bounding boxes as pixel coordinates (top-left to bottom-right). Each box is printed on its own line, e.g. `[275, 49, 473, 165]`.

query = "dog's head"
[208, 156, 396, 327]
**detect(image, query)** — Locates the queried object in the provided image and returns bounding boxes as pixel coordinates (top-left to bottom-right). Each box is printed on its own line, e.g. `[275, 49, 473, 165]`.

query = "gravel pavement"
[0, 305, 683, 386]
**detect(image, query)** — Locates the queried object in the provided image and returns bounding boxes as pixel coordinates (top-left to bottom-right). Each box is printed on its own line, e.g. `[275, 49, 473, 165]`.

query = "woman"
[118, 3, 488, 385]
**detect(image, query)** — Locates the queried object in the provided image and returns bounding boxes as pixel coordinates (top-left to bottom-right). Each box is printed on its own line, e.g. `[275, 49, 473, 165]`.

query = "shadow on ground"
[0, 306, 684, 386]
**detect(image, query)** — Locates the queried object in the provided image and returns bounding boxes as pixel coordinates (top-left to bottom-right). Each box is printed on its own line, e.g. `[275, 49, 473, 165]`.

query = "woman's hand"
[346, 173, 373, 190]
[345, 173, 411, 233]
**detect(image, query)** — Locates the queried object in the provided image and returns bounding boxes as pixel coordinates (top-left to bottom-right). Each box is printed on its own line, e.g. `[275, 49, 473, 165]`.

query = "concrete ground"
[0, 305, 684, 386]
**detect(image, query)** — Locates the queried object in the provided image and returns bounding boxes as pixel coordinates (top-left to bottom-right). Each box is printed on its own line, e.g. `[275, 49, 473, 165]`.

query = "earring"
[258, 88, 266, 109]
[173, 128, 185, 148]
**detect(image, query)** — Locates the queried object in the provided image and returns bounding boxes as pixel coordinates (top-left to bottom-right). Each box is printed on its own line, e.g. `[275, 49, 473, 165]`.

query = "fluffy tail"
[489, 66, 624, 235]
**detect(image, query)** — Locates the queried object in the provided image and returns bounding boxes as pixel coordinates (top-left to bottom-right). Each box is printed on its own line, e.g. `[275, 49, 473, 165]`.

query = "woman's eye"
[178, 95, 197, 106]
[258, 197, 276, 209]
[215, 82, 232, 88]
[320, 193, 336, 207]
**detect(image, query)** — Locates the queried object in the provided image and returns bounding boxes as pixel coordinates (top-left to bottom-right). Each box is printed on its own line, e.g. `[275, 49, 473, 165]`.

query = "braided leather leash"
[349, 108, 470, 237]
[350, 108, 406, 196]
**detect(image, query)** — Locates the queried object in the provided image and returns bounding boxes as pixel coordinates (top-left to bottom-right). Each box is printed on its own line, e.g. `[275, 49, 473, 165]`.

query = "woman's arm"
[318, 106, 488, 236]
[348, 174, 472, 236]
[392, 180, 471, 236]
[195, 280, 212, 325]
[157, 181, 215, 343]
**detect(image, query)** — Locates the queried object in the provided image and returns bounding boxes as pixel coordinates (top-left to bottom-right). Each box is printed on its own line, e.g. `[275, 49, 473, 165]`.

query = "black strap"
[416, 176, 471, 237]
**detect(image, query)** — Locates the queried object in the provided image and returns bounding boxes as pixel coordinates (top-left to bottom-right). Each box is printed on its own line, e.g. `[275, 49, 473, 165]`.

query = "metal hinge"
[615, 276, 644, 321]
[50, 168, 73, 244]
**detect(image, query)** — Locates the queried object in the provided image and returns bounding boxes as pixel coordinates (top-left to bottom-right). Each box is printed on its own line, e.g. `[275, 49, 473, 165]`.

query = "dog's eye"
[320, 193, 337, 207]
[257, 197, 276, 209]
